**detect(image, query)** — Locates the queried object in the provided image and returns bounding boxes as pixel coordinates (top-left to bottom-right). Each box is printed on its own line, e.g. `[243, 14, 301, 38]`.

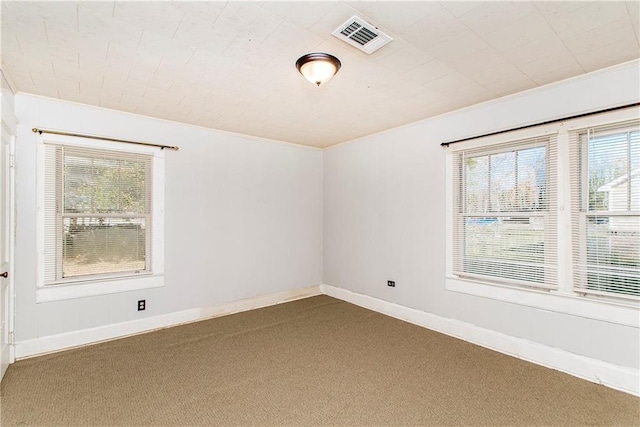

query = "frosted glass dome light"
[296, 53, 341, 86]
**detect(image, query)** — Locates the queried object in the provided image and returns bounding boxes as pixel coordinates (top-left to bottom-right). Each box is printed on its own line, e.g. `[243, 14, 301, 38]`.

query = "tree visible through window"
[448, 113, 639, 311]
[44, 145, 152, 283]
[575, 126, 640, 297]
[453, 137, 557, 288]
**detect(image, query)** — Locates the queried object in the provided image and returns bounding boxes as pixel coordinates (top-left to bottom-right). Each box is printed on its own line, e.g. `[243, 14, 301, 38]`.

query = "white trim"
[15, 285, 321, 359]
[445, 152, 454, 278]
[556, 131, 573, 295]
[8, 135, 15, 363]
[0, 68, 17, 95]
[36, 274, 165, 303]
[445, 277, 639, 327]
[565, 110, 640, 133]
[1, 91, 18, 368]
[198, 285, 322, 319]
[321, 284, 640, 397]
[15, 307, 199, 360]
[16, 308, 200, 360]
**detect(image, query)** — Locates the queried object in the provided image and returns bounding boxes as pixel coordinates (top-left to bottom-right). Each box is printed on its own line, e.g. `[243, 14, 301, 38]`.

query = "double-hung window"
[45, 145, 151, 282]
[37, 135, 165, 302]
[570, 119, 640, 300]
[446, 108, 639, 326]
[452, 136, 557, 289]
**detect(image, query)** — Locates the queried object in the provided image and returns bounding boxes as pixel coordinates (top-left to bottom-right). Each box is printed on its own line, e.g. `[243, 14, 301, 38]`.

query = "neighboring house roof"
[598, 168, 640, 192]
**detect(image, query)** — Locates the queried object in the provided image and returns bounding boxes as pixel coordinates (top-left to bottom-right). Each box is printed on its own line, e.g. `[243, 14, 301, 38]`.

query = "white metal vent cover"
[332, 16, 393, 54]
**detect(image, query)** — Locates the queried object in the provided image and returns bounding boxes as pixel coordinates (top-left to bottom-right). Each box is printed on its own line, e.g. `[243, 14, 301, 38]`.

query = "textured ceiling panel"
[2, 1, 639, 148]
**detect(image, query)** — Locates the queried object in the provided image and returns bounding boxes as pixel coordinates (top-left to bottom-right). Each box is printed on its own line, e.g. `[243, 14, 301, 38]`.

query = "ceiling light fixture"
[295, 53, 341, 87]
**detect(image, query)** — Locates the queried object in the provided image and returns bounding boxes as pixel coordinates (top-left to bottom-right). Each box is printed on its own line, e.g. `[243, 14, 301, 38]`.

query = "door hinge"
[9, 154, 15, 168]
[8, 331, 14, 345]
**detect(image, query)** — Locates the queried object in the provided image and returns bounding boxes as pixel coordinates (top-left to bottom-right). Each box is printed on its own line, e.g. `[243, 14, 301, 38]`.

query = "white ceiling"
[2, 1, 639, 148]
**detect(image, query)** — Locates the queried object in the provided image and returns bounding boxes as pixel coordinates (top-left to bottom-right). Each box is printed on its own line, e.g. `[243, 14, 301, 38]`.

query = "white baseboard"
[15, 307, 200, 360]
[15, 285, 321, 360]
[199, 285, 322, 320]
[321, 284, 640, 397]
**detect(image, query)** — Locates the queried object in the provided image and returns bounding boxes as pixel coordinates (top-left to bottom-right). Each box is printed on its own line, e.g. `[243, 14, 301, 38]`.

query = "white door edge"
[8, 134, 15, 363]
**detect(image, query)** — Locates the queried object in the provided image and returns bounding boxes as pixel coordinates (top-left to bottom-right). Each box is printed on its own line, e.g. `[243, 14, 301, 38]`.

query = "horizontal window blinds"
[569, 119, 640, 299]
[44, 144, 153, 284]
[452, 136, 558, 289]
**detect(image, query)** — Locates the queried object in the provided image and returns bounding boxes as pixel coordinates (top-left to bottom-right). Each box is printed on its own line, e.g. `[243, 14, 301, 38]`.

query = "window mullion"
[514, 150, 519, 210]
[461, 152, 466, 215]
[627, 131, 631, 211]
[555, 128, 573, 295]
[56, 147, 64, 281]
[487, 154, 491, 212]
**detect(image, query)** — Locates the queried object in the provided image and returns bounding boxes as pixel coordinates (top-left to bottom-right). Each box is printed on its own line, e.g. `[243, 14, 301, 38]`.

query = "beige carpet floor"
[1, 295, 638, 426]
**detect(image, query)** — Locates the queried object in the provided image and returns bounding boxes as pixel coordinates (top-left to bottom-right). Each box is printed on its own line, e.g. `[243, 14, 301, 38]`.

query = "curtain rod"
[32, 128, 179, 151]
[440, 102, 640, 148]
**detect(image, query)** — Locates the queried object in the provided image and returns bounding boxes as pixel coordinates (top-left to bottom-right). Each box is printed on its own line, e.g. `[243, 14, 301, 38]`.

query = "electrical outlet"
[387, 280, 395, 287]
[138, 300, 146, 311]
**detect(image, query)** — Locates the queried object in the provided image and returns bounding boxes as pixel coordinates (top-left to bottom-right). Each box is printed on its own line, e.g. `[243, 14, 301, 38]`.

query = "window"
[37, 135, 165, 302]
[44, 145, 152, 283]
[446, 108, 639, 326]
[452, 137, 557, 289]
[571, 120, 640, 299]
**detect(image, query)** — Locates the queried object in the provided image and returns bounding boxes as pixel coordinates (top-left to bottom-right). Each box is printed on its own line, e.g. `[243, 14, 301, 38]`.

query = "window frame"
[445, 107, 640, 327]
[453, 139, 556, 290]
[573, 123, 640, 301]
[36, 133, 165, 303]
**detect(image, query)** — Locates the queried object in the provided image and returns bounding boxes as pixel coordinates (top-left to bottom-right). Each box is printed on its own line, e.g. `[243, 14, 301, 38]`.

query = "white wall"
[14, 94, 323, 343]
[323, 61, 640, 369]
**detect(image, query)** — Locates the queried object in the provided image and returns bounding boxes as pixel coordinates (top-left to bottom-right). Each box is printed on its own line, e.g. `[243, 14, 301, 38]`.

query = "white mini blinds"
[569, 119, 640, 300]
[452, 135, 558, 289]
[43, 144, 153, 284]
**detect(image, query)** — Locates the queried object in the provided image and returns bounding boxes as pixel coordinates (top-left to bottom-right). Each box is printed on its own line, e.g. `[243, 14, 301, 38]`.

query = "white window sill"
[445, 276, 640, 328]
[36, 274, 164, 303]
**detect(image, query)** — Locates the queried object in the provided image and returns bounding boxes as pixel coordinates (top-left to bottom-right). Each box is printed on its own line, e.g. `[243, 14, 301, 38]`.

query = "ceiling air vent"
[332, 16, 392, 54]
